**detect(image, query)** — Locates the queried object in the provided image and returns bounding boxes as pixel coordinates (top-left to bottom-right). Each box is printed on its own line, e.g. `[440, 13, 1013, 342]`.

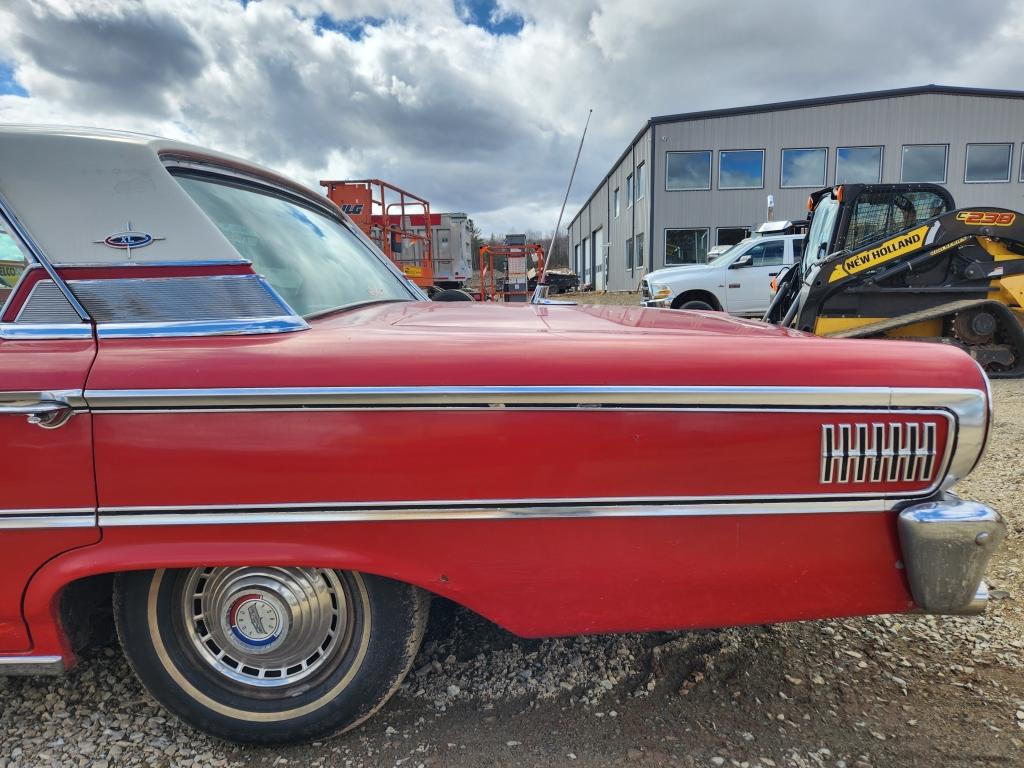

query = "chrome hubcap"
[182, 567, 349, 688]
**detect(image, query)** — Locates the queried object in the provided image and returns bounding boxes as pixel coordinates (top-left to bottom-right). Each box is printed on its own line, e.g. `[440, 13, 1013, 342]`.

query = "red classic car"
[0, 126, 1005, 744]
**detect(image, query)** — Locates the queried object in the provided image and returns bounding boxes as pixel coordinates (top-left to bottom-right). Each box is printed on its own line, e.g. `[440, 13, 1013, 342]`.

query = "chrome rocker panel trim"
[0, 655, 65, 675]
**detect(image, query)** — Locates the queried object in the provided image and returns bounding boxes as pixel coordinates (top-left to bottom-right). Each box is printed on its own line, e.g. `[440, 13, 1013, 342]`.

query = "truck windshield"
[803, 196, 839, 273]
[175, 172, 415, 318]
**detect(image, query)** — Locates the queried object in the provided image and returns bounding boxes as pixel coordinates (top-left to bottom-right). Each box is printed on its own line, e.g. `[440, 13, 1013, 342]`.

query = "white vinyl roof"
[0, 125, 336, 266]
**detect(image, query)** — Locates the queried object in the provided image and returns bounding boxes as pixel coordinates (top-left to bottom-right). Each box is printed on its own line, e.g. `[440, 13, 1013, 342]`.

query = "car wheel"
[678, 300, 715, 311]
[114, 568, 429, 744]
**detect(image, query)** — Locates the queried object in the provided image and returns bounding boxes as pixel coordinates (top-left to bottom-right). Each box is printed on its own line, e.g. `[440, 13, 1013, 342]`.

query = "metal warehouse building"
[568, 85, 1024, 292]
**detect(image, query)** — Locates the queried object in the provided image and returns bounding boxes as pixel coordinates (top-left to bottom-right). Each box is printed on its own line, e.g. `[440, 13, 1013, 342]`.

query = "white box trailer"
[402, 212, 476, 289]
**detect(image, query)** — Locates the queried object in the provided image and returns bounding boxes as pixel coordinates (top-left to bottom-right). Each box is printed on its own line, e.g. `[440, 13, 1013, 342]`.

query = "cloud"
[0, 0, 1021, 233]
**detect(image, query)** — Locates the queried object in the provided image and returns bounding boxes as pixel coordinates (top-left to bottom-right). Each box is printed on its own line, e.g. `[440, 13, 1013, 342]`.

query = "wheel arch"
[671, 289, 723, 310]
[23, 532, 489, 665]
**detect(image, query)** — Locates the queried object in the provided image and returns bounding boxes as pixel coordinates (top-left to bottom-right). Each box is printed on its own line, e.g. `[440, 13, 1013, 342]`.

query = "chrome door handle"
[0, 400, 74, 429]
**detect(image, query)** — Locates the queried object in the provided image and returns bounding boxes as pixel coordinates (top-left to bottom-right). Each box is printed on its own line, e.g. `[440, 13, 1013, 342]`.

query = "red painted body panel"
[94, 410, 948, 508]
[85, 302, 987, 391]
[0, 337, 98, 651]
[24, 512, 911, 655]
[3, 302, 989, 659]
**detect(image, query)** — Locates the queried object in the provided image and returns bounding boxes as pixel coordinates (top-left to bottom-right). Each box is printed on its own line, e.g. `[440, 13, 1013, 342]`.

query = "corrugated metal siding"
[571, 91, 1024, 282]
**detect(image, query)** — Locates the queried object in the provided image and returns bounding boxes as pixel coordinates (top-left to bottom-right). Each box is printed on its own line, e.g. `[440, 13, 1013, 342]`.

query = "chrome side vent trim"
[821, 422, 937, 484]
[14, 280, 86, 324]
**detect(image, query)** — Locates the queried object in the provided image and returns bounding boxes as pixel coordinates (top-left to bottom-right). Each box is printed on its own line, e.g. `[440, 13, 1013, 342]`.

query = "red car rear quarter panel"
[65, 303, 985, 638]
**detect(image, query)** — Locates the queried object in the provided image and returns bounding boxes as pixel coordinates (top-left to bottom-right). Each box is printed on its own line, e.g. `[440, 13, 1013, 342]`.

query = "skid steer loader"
[764, 183, 1024, 377]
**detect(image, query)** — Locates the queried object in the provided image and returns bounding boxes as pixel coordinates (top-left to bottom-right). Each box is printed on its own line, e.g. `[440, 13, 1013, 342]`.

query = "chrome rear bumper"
[898, 496, 1005, 615]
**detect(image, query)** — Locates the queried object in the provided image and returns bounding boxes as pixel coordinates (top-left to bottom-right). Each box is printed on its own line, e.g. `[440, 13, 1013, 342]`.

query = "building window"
[965, 143, 1012, 183]
[780, 147, 826, 188]
[613, 188, 620, 217]
[719, 150, 764, 189]
[573, 243, 579, 274]
[636, 233, 645, 267]
[636, 162, 645, 200]
[626, 237, 634, 270]
[836, 146, 883, 184]
[901, 144, 948, 183]
[665, 228, 709, 265]
[626, 173, 634, 207]
[666, 151, 712, 191]
[717, 227, 750, 246]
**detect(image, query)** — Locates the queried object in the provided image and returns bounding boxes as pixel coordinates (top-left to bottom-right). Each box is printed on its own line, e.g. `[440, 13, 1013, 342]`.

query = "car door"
[725, 239, 785, 315]
[0, 227, 99, 654]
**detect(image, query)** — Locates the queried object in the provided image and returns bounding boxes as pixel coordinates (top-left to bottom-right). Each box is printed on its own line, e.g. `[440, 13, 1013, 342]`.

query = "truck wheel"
[114, 568, 429, 744]
[678, 300, 715, 311]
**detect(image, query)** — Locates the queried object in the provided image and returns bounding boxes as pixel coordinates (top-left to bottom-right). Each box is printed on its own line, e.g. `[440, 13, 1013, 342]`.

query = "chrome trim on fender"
[99, 498, 888, 527]
[83, 385, 988, 495]
[84, 384, 961, 409]
[0, 655, 65, 675]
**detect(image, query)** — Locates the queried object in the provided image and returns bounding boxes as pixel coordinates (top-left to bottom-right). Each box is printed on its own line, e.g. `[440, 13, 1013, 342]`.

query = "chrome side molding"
[898, 496, 1005, 615]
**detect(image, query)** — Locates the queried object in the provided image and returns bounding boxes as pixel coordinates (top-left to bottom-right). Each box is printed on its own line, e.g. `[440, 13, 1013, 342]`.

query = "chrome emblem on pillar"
[821, 423, 937, 484]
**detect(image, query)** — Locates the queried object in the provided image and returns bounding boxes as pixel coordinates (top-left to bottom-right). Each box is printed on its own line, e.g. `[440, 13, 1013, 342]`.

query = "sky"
[1, 0, 1023, 235]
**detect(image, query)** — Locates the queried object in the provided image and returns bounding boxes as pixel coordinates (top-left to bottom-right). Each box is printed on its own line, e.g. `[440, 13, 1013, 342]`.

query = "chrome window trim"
[0, 190, 90, 321]
[96, 315, 308, 338]
[0, 323, 93, 340]
[99, 498, 890, 528]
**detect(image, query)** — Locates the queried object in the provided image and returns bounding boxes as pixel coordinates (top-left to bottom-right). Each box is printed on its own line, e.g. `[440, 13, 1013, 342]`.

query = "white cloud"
[1, 0, 1022, 233]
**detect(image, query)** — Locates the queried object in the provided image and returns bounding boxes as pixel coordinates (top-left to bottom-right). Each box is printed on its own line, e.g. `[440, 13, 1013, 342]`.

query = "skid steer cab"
[765, 183, 1024, 377]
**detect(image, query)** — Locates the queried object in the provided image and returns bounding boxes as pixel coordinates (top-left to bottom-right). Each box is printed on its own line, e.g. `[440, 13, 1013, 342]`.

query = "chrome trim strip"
[83, 385, 986, 498]
[0, 323, 93, 340]
[0, 655, 65, 675]
[0, 390, 88, 409]
[0, 506, 94, 514]
[0, 191, 90, 321]
[57, 259, 253, 268]
[96, 315, 308, 338]
[100, 497, 895, 514]
[99, 499, 887, 527]
[0, 515, 95, 529]
[84, 385, 909, 409]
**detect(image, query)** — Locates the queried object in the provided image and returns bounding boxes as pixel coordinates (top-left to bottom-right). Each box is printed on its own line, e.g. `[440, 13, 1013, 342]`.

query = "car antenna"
[533, 108, 592, 303]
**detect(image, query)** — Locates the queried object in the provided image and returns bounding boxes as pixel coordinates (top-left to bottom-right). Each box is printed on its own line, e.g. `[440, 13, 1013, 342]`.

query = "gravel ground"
[1, 378, 1022, 767]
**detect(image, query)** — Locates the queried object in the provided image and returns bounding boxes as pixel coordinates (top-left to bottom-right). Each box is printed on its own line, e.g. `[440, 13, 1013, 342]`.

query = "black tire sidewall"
[114, 569, 428, 744]
[678, 300, 715, 311]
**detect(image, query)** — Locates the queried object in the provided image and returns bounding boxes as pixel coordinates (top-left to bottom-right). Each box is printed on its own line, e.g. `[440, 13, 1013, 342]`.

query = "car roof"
[0, 125, 336, 266]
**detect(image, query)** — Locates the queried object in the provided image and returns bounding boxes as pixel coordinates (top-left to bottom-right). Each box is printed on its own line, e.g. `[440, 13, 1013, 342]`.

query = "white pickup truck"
[641, 234, 803, 316]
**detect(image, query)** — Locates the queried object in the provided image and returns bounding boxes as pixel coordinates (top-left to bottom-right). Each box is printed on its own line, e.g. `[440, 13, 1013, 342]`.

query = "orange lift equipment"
[321, 179, 435, 290]
[478, 236, 545, 302]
